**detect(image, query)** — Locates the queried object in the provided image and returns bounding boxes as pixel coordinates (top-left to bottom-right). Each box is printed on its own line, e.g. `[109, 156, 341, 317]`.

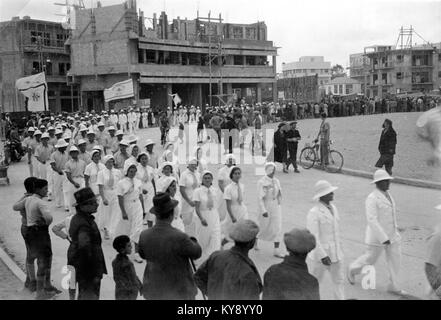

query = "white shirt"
[85, 161, 106, 193]
[97, 167, 122, 191]
[116, 177, 142, 201]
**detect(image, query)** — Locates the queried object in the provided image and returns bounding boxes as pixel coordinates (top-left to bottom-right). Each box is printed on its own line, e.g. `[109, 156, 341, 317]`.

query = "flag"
[16, 72, 48, 112]
[104, 79, 134, 103]
[168, 93, 182, 106]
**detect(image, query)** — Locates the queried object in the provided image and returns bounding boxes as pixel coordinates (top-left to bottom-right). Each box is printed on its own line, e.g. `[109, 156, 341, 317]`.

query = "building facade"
[349, 52, 370, 95]
[281, 56, 332, 87]
[0, 16, 75, 113]
[324, 76, 362, 96]
[349, 44, 441, 99]
[67, 1, 278, 112]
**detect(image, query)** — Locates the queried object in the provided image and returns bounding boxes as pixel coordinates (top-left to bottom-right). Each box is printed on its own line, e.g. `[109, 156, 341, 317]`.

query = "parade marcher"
[255, 162, 284, 258]
[221, 166, 249, 247]
[110, 110, 119, 128]
[13, 177, 38, 292]
[50, 139, 69, 209]
[348, 170, 407, 295]
[157, 161, 179, 189]
[272, 123, 288, 173]
[285, 121, 301, 173]
[194, 219, 262, 300]
[138, 193, 202, 300]
[375, 119, 397, 176]
[95, 122, 108, 151]
[424, 203, 441, 300]
[112, 130, 124, 154]
[35, 133, 53, 180]
[97, 155, 122, 240]
[118, 111, 128, 133]
[17, 179, 61, 299]
[112, 235, 143, 300]
[193, 171, 222, 264]
[77, 139, 92, 165]
[85, 129, 98, 152]
[141, 109, 148, 129]
[136, 152, 156, 227]
[160, 176, 185, 232]
[194, 145, 208, 177]
[179, 158, 200, 238]
[116, 162, 145, 263]
[114, 140, 130, 170]
[126, 144, 140, 166]
[145, 139, 158, 169]
[22, 127, 37, 177]
[68, 187, 107, 300]
[307, 180, 345, 300]
[84, 149, 106, 197]
[217, 154, 236, 221]
[64, 146, 87, 214]
[105, 126, 117, 155]
[262, 228, 319, 300]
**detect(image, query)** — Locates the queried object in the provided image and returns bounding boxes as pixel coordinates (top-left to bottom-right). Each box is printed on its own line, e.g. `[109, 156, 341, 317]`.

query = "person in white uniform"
[179, 158, 200, 238]
[116, 162, 145, 263]
[194, 146, 208, 177]
[255, 162, 284, 258]
[63, 146, 87, 215]
[221, 166, 249, 247]
[125, 144, 140, 166]
[136, 152, 157, 227]
[193, 171, 221, 264]
[84, 149, 106, 197]
[161, 176, 185, 232]
[217, 154, 236, 222]
[35, 133, 53, 180]
[307, 180, 345, 300]
[157, 162, 179, 189]
[49, 139, 69, 209]
[348, 169, 407, 296]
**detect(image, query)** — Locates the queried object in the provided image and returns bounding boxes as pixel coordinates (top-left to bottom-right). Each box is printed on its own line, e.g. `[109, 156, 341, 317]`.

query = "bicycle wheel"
[326, 150, 344, 173]
[299, 147, 317, 169]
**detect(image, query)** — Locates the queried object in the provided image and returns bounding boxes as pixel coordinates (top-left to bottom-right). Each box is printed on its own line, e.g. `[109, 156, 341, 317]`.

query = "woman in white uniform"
[194, 146, 208, 177]
[136, 152, 157, 227]
[126, 144, 140, 166]
[97, 155, 122, 240]
[84, 149, 105, 197]
[179, 158, 200, 238]
[161, 176, 185, 232]
[116, 162, 145, 263]
[193, 171, 221, 264]
[157, 162, 179, 190]
[255, 162, 284, 258]
[221, 166, 249, 247]
[217, 154, 236, 222]
[162, 143, 180, 178]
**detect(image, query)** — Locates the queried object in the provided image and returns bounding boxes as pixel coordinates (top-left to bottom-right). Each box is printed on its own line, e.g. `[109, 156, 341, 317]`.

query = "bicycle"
[299, 140, 344, 173]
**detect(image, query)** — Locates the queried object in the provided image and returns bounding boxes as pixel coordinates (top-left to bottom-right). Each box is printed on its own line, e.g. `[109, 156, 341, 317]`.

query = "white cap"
[145, 139, 155, 147]
[55, 139, 69, 148]
[28, 127, 35, 132]
[34, 130, 42, 136]
[87, 129, 95, 135]
[98, 122, 105, 127]
[41, 133, 50, 139]
[312, 180, 338, 200]
[63, 132, 72, 139]
[119, 140, 129, 146]
[77, 139, 87, 145]
[55, 129, 63, 135]
[116, 130, 124, 136]
[108, 126, 116, 131]
[69, 146, 79, 153]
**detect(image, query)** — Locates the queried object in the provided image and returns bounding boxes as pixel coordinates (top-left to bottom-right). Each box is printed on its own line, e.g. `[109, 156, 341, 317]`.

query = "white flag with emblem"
[104, 79, 134, 103]
[16, 72, 48, 112]
[168, 93, 182, 105]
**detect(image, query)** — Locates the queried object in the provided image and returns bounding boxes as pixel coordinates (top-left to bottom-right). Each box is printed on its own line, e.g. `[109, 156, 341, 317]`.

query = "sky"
[1, 0, 440, 72]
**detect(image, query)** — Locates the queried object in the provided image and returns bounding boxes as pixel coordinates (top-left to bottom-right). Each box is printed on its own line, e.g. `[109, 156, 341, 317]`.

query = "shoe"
[294, 169, 300, 173]
[134, 253, 143, 263]
[347, 267, 355, 285]
[45, 285, 62, 295]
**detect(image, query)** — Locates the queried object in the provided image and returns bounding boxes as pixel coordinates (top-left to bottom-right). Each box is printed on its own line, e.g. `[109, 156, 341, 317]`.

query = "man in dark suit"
[375, 119, 397, 175]
[138, 193, 202, 300]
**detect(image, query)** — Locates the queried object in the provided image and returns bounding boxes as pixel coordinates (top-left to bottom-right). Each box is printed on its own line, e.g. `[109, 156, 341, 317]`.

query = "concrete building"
[349, 52, 370, 95]
[67, 0, 278, 112]
[0, 16, 75, 113]
[325, 76, 362, 96]
[350, 44, 441, 98]
[281, 56, 332, 87]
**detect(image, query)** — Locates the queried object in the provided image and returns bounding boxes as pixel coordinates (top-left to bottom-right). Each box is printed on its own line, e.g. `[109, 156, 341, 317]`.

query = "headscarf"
[265, 162, 276, 175]
[160, 161, 174, 174]
[103, 155, 114, 165]
[123, 161, 137, 177]
[225, 154, 237, 165]
[162, 150, 173, 162]
[128, 144, 139, 158]
[161, 176, 177, 193]
[137, 152, 150, 163]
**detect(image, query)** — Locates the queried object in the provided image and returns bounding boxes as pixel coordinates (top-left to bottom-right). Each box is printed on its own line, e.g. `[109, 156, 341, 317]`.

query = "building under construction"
[67, 0, 278, 112]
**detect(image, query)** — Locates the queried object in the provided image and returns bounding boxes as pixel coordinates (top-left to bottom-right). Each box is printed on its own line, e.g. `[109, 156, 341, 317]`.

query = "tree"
[331, 64, 346, 79]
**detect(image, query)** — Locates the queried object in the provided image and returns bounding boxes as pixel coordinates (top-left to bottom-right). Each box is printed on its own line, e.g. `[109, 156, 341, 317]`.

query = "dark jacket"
[378, 127, 397, 155]
[273, 129, 287, 163]
[194, 246, 263, 300]
[263, 255, 320, 300]
[68, 212, 107, 281]
[112, 253, 142, 300]
[138, 220, 202, 300]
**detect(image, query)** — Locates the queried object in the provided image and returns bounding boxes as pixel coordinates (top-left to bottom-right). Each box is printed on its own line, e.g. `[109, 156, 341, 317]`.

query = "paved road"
[0, 122, 439, 300]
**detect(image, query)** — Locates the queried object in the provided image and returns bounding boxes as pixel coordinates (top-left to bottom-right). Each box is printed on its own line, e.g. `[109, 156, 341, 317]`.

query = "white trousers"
[311, 260, 345, 300]
[349, 242, 402, 291]
[63, 177, 85, 215]
[53, 172, 65, 207]
[142, 118, 148, 128]
[97, 189, 120, 236]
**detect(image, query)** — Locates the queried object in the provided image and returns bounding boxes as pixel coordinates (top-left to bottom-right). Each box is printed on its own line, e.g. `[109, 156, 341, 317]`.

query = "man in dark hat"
[263, 228, 319, 300]
[68, 187, 107, 300]
[138, 193, 202, 300]
[285, 121, 301, 173]
[273, 123, 288, 172]
[194, 220, 263, 300]
[375, 119, 397, 175]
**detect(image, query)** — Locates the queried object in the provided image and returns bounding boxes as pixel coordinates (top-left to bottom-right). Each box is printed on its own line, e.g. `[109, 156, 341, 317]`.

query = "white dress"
[115, 177, 144, 244]
[179, 169, 200, 238]
[171, 195, 185, 232]
[96, 168, 122, 237]
[84, 161, 106, 196]
[136, 164, 156, 223]
[217, 165, 233, 222]
[222, 182, 249, 240]
[193, 185, 221, 263]
[256, 175, 283, 243]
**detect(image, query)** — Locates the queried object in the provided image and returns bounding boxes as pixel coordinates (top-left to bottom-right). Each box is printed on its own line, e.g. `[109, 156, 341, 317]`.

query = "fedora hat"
[371, 169, 393, 184]
[312, 180, 338, 200]
[149, 192, 179, 215]
[73, 187, 96, 207]
[55, 139, 69, 149]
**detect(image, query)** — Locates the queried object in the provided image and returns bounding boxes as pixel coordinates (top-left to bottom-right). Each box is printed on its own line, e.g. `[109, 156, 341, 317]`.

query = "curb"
[0, 246, 26, 283]
[338, 167, 441, 190]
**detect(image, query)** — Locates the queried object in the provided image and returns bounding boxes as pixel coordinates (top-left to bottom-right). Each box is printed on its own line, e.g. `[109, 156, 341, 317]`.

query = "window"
[146, 50, 156, 64]
[234, 55, 243, 65]
[59, 63, 66, 75]
[346, 84, 353, 95]
[245, 56, 255, 66]
[382, 73, 388, 84]
[396, 72, 403, 80]
[339, 85, 343, 94]
[45, 61, 52, 75]
[232, 27, 243, 39]
[396, 54, 403, 62]
[32, 61, 41, 73]
[245, 27, 256, 40]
